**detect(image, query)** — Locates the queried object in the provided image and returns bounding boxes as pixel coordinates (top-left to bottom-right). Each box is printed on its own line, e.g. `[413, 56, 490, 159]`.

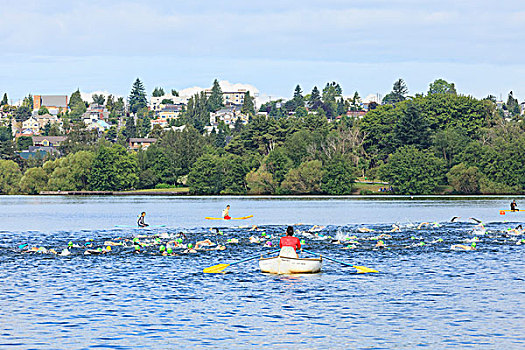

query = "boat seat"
[279, 246, 298, 258]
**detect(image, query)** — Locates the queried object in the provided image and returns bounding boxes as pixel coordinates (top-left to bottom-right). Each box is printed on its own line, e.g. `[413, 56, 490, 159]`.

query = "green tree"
[0, 159, 22, 194]
[292, 84, 305, 108]
[15, 106, 31, 122]
[246, 168, 276, 194]
[38, 106, 50, 115]
[187, 154, 223, 194]
[152, 87, 165, 97]
[241, 91, 255, 115]
[0, 125, 15, 160]
[69, 89, 87, 120]
[22, 94, 33, 109]
[281, 160, 324, 194]
[1, 93, 8, 106]
[16, 136, 33, 151]
[265, 147, 294, 184]
[89, 145, 138, 191]
[309, 86, 322, 110]
[19, 167, 48, 194]
[382, 78, 408, 104]
[92, 94, 105, 105]
[321, 156, 356, 194]
[447, 163, 481, 194]
[124, 116, 136, 139]
[428, 79, 457, 95]
[379, 146, 445, 194]
[322, 81, 342, 118]
[128, 78, 148, 114]
[208, 79, 224, 112]
[393, 101, 430, 148]
[141, 116, 151, 137]
[46, 151, 94, 190]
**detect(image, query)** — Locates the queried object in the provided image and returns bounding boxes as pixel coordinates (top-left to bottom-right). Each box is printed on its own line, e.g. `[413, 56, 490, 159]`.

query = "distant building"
[205, 89, 248, 106]
[84, 103, 109, 120]
[35, 113, 62, 130]
[32, 136, 67, 147]
[129, 138, 157, 150]
[210, 106, 248, 127]
[158, 104, 184, 119]
[150, 95, 189, 111]
[22, 117, 41, 134]
[33, 95, 68, 115]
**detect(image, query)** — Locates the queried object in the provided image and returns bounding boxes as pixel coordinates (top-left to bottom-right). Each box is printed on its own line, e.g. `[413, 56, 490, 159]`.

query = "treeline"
[0, 78, 524, 195]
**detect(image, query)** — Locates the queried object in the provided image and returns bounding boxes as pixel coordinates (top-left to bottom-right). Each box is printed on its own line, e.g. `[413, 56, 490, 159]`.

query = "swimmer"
[226, 238, 239, 244]
[308, 225, 325, 232]
[249, 225, 259, 231]
[137, 212, 148, 227]
[417, 222, 430, 229]
[343, 244, 357, 249]
[195, 239, 215, 250]
[357, 227, 374, 233]
[378, 234, 392, 239]
[469, 217, 482, 224]
[249, 236, 261, 243]
[375, 240, 386, 248]
[451, 242, 477, 251]
[450, 216, 461, 222]
[390, 224, 401, 233]
[183, 243, 197, 254]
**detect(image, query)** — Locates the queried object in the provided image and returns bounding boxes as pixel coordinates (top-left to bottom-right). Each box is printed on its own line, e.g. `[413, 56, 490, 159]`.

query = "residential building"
[210, 106, 249, 126]
[35, 113, 62, 130]
[33, 95, 68, 115]
[22, 117, 41, 134]
[32, 136, 67, 147]
[84, 103, 109, 120]
[158, 104, 184, 119]
[151, 118, 169, 128]
[150, 95, 189, 111]
[87, 120, 111, 132]
[129, 138, 157, 150]
[205, 89, 248, 106]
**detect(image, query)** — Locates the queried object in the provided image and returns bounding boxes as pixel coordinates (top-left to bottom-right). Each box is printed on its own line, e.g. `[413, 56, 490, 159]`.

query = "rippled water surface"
[1, 196, 524, 349]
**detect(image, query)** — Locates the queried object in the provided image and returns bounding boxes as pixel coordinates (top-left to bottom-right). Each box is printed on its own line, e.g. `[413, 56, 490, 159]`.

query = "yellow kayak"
[205, 215, 254, 220]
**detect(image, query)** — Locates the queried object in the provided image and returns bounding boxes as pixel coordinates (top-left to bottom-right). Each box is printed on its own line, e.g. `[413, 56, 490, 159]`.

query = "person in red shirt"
[279, 226, 301, 251]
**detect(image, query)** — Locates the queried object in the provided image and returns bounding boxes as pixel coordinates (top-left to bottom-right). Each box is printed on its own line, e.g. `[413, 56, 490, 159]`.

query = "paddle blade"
[500, 210, 505, 215]
[232, 215, 254, 220]
[205, 217, 224, 220]
[354, 265, 379, 274]
[203, 263, 230, 273]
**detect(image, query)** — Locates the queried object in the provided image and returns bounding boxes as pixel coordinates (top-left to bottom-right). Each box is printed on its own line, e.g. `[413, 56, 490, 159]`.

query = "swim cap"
[378, 240, 384, 244]
[300, 239, 305, 244]
[68, 241, 73, 247]
[156, 238, 160, 243]
[106, 246, 111, 251]
[97, 248, 102, 252]
[160, 245, 165, 252]
[167, 248, 173, 254]
[188, 243, 193, 249]
[471, 242, 476, 248]
[133, 238, 138, 243]
[134, 245, 140, 251]
[177, 238, 183, 243]
[437, 238, 443, 242]
[419, 242, 425, 246]
[411, 236, 416, 240]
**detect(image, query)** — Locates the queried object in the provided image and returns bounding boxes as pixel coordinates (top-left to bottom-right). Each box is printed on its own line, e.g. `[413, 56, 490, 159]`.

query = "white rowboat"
[259, 255, 322, 274]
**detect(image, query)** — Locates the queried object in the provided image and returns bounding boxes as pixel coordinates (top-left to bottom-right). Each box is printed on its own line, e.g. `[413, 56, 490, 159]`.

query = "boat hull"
[259, 256, 322, 274]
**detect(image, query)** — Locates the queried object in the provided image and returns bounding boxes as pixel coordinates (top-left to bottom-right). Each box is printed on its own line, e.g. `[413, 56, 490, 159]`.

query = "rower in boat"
[279, 226, 301, 258]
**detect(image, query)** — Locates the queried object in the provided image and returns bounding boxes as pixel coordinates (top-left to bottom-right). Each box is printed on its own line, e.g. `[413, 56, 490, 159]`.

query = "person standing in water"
[279, 226, 301, 258]
[222, 205, 231, 220]
[511, 200, 518, 211]
[137, 212, 149, 227]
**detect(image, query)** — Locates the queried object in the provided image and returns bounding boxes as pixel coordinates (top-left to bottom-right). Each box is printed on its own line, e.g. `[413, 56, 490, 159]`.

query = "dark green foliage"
[1, 93, 8, 106]
[379, 146, 446, 194]
[393, 101, 430, 149]
[128, 78, 147, 114]
[89, 144, 138, 191]
[152, 87, 165, 97]
[15, 106, 31, 122]
[241, 91, 255, 115]
[309, 86, 322, 110]
[321, 156, 356, 194]
[265, 148, 293, 184]
[207, 79, 223, 112]
[124, 116, 136, 140]
[447, 163, 481, 194]
[16, 136, 33, 151]
[92, 94, 105, 105]
[428, 79, 457, 95]
[382, 79, 408, 104]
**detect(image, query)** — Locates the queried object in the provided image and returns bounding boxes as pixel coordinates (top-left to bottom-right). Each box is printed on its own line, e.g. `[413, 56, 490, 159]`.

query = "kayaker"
[222, 205, 231, 220]
[511, 200, 518, 211]
[279, 226, 301, 258]
[137, 212, 149, 227]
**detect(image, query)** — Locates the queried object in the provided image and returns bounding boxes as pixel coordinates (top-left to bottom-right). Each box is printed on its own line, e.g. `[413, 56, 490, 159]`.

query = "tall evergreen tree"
[152, 87, 165, 97]
[128, 78, 148, 114]
[393, 101, 430, 149]
[124, 115, 136, 139]
[241, 91, 255, 115]
[208, 79, 223, 112]
[309, 86, 322, 110]
[292, 85, 304, 108]
[383, 79, 408, 104]
[69, 89, 84, 108]
[91, 94, 105, 105]
[141, 116, 151, 137]
[1, 93, 8, 106]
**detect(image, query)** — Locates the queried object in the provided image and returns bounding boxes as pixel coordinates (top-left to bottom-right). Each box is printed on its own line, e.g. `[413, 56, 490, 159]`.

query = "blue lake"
[1, 196, 524, 349]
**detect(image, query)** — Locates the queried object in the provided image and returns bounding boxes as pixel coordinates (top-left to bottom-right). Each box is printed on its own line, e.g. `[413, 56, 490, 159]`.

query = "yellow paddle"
[203, 249, 280, 273]
[303, 249, 378, 273]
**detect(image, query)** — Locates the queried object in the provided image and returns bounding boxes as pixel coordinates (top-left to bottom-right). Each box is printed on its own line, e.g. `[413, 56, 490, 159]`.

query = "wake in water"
[1, 220, 524, 259]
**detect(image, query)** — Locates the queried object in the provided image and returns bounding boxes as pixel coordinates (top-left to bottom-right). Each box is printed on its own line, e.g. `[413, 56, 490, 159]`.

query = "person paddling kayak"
[511, 200, 518, 211]
[137, 212, 149, 227]
[279, 226, 301, 258]
[222, 205, 231, 220]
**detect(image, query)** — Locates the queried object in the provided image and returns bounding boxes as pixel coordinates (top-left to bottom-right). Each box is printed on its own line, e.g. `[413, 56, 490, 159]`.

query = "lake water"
[1, 196, 524, 349]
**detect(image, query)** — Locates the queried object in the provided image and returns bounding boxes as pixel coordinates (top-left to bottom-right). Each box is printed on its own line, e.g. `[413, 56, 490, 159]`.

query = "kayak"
[205, 215, 253, 220]
[499, 210, 525, 215]
[114, 224, 166, 228]
[259, 255, 322, 274]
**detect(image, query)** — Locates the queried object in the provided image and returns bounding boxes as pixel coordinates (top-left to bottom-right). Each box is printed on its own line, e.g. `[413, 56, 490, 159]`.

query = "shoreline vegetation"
[1, 78, 524, 196]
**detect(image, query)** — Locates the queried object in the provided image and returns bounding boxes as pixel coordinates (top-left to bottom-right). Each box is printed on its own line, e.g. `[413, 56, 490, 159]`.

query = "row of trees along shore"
[0, 78, 524, 195]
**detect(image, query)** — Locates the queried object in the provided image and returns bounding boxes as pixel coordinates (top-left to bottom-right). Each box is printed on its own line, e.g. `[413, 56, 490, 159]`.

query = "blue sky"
[1, 0, 524, 102]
